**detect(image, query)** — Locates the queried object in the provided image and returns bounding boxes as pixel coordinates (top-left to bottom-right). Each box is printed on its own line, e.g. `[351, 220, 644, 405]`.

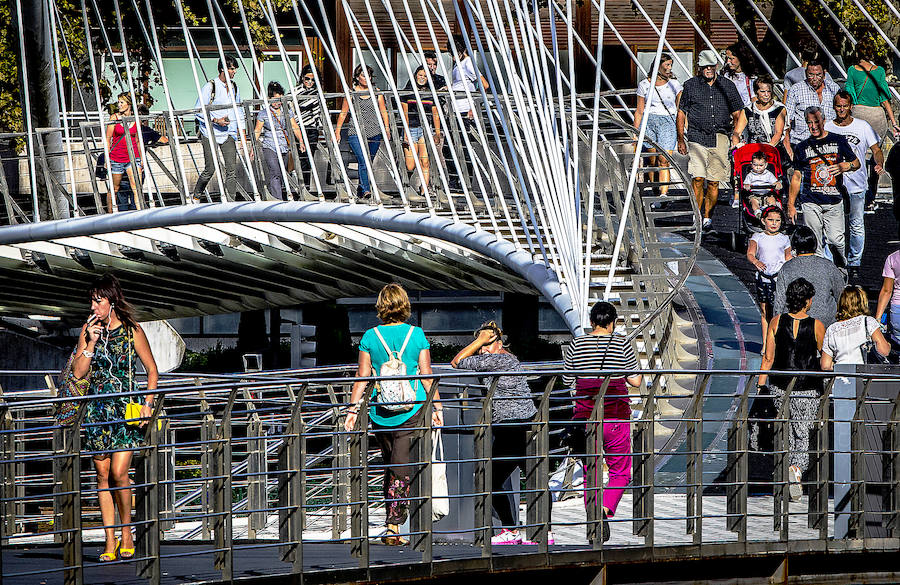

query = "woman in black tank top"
[758, 278, 825, 501]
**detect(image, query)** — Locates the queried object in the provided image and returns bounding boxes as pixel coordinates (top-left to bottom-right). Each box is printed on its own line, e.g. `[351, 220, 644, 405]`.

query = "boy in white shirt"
[739, 151, 782, 217]
[747, 206, 793, 353]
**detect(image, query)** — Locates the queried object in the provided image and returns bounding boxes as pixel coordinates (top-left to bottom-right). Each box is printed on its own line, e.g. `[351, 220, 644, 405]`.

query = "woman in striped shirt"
[562, 301, 642, 543]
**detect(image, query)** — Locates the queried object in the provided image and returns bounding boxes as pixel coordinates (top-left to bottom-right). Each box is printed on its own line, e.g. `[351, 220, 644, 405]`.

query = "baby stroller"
[732, 143, 785, 248]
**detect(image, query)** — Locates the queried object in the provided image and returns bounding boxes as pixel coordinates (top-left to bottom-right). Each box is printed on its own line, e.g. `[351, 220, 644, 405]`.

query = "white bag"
[431, 429, 450, 521]
[373, 326, 417, 412]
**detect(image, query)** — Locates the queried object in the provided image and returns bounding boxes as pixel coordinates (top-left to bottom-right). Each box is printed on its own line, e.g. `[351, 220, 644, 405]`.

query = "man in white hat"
[677, 49, 746, 230]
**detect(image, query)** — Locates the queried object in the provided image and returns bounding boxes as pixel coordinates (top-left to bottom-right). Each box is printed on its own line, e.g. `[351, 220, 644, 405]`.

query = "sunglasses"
[303, 76, 315, 82]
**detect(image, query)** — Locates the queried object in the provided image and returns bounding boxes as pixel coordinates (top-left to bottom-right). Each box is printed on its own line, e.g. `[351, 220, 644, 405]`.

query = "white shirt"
[823, 315, 880, 365]
[725, 71, 754, 108]
[450, 56, 479, 113]
[636, 78, 682, 117]
[750, 231, 791, 275]
[825, 118, 879, 194]
[194, 77, 245, 144]
[743, 169, 779, 195]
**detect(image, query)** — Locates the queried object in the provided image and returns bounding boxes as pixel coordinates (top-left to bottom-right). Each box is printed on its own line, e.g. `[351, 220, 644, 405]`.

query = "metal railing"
[1, 365, 898, 584]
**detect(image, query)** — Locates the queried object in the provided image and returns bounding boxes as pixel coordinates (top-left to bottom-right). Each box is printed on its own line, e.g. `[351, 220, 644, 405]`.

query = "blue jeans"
[347, 134, 382, 195]
[890, 304, 900, 347]
[848, 190, 865, 267]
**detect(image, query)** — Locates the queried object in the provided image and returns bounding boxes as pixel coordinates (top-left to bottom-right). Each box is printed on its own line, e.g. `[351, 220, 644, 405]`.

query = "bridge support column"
[58, 425, 83, 585]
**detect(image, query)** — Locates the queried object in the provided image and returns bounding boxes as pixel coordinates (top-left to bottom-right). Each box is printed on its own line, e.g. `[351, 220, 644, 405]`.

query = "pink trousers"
[582, 420, 632, 516]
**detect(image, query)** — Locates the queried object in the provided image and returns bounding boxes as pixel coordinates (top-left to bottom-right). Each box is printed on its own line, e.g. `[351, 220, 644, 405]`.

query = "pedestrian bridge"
[0, 366, 898, 585]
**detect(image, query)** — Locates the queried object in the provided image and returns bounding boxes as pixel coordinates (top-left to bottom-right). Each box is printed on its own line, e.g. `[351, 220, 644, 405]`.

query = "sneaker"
[789, 465, 803, 502]
[491, 529, 522, 545]
[731, 199, 740, 209]
[702, 217, 713, 230]
[521, 531, 555, 545]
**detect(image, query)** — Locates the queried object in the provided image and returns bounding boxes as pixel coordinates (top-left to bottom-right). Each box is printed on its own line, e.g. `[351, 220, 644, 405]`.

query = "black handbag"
[861, 318, 891, 365]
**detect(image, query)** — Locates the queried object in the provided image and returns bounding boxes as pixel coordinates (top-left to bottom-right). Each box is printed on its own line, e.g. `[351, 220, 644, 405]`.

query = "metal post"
[526, 375, 556, 551]
[60, 420, 84, 585]
[774, 378, 797, 538]
[808, 381, 832, 535]
[587, 377, 611, 549]
[889, 385, 900, 537]
[214, 387, 237, 581]
[159, 420, 176, 531]
[850, 379, 871, 538]
[686, 373, 708, 543]
[633, 376, 656, 542]
[474, 377, 497, 555]
[349, 382, 371, 566]
[411, 380, 436, 561]
[726, 376, 755, 540]
[278, 384, 304, 575]
[136, 406, 162, 585]
[0, 403, 15, 544]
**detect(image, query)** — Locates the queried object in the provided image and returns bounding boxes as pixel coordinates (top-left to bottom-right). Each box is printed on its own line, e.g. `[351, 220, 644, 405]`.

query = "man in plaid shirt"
[677, 49, 745, 231]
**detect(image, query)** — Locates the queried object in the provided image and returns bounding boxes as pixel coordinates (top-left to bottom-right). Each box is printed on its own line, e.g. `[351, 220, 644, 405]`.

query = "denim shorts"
[645, 114, 677, 151]
[408, 126, 425, 141]
[110, 159, 141, 174]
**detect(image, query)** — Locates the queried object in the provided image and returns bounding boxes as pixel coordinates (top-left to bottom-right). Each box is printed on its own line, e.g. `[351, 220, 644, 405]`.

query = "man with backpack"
[192, 55, 247, 202]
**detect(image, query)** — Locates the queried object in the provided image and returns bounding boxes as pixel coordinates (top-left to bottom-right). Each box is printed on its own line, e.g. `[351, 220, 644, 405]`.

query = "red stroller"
[732, 143, 785, 246]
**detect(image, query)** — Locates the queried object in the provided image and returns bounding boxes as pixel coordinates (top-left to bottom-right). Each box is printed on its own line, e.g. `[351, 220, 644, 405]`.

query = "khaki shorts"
[687, 133, 730, 183]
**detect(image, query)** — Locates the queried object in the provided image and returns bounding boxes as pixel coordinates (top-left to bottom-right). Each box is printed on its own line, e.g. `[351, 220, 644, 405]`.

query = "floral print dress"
[83, 326, 143, 453]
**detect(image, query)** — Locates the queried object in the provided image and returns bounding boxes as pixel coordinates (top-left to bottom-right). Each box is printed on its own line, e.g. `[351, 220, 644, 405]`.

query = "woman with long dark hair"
[72, 274, 159, 561]
[334, 65, 391, 201]
[758, 277, 824, 502]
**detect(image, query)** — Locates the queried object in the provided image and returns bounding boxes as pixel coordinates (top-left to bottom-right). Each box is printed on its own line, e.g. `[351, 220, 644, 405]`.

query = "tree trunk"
[18, 0, 68, 220]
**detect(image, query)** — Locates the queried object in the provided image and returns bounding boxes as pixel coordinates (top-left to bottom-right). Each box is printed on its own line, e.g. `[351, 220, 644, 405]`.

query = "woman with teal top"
[845, 44, 899, 141]
[72, 274, 159, 562]
[344, 283, 442, 545]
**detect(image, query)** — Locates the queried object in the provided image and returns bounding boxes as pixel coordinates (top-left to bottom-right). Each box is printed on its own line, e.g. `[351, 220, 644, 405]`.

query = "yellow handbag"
[126, 400, 162, 430]
[123, 329, 161, 429]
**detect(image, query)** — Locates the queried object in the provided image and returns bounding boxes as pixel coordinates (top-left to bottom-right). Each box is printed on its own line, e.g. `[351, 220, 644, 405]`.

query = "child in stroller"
[732, 143, 785, 239]
[741, 151, 781, 217]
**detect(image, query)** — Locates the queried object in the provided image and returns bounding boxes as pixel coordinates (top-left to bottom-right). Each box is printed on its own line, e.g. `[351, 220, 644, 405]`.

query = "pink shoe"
[490, 529, 522, 545]
[522, 531, 555, 545]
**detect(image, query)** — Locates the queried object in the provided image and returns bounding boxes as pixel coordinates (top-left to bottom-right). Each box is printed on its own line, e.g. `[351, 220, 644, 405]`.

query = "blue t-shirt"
[359, 323, 430, 426]
[793, 132, 857, 205]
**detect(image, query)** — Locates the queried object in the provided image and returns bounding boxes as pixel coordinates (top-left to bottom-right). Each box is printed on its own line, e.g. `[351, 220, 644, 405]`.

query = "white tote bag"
[432, 429, 450, 521]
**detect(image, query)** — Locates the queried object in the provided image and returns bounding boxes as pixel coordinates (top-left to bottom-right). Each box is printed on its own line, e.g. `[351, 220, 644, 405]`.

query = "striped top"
[347, 92, 382, 138]
[562, 333, 638, 420]
[295, 86, 323, 129]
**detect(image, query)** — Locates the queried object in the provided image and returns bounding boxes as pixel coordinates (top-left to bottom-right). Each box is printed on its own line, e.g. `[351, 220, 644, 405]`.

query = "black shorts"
[755, 272, 776, 305]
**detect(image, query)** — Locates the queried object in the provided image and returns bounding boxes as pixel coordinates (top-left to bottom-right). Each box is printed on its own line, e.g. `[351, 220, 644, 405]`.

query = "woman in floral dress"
[72, 274, 158, 561]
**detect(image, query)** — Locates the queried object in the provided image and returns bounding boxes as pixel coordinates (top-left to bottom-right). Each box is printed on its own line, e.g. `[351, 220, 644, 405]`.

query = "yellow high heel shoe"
[119, 540, 135, 560]
[99, 538, 120, 562]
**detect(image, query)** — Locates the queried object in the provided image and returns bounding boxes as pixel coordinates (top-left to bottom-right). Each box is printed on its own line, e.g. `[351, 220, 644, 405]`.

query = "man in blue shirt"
[788, 106, 860, 265]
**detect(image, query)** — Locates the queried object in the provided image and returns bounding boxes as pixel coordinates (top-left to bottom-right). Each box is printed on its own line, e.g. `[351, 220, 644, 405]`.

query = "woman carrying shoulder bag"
[72, 274, 159, 562]
[344, 283, 442, 545]
[821, 286, 891, 369]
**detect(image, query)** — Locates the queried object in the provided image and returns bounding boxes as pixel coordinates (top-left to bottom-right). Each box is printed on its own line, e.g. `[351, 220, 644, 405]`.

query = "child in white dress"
[747, 206, 792, 353]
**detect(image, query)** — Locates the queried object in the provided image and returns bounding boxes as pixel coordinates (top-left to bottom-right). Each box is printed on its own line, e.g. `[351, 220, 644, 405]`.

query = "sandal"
[99, 538, 120, 562]
[119, 541, 135, 559]
[381, 527, 408, 546]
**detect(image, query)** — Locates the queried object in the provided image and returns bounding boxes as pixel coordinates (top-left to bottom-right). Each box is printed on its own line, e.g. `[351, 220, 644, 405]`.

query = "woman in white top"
[633, 53, 682, 196]
[821, 286, 890, 369]
[723, 42, 758, 108]
[447, 34, 489, 191]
